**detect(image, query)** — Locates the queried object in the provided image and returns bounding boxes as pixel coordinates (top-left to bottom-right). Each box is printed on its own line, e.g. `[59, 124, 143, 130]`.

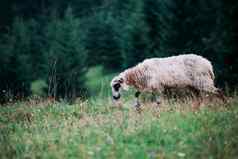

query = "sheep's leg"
[191, 87, 202, 110]
[197, 84, 227, 104]
[214, 89, 227, 103]
[151, 92, 161, 117]
[152, 92, 161, 106]
[205, 88, 227, 104]
[133, 91, 141, 110]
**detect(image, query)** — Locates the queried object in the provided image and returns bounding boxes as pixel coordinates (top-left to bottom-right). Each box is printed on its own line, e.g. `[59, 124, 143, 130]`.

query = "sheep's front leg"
[133, 91, 141, 110]
[152, 92, 161, 106]
[152, 92, 161, 117]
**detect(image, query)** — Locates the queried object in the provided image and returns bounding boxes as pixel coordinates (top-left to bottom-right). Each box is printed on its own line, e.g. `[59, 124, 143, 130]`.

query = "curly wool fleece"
[112, 54, 218, 94]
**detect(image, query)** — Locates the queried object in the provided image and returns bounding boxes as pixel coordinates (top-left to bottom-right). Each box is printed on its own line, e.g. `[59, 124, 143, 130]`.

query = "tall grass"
[0, 95, 238, 159]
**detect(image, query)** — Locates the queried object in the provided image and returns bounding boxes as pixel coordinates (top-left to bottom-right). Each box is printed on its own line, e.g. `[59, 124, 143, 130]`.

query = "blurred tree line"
[0, 0, 237, 102]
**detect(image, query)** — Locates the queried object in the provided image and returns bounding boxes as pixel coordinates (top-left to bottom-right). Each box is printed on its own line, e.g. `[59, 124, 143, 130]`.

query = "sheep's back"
[141, 54, 214, 89]
[182, 54, 214, 80]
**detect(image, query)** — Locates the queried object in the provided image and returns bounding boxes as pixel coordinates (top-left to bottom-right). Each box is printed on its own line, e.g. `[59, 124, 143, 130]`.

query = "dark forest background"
[0, 0, 237, 102]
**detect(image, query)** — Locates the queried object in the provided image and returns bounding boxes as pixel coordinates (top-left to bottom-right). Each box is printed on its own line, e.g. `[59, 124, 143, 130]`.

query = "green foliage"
[0, 97, 238, 158]
[0, 7, 88, 101]
[30, 80, 48, 97]
[85, 66, 116, 97]
[143, 0, 165, 56]
[85, 11, 123, 72]
[44, 7, 88, 99]
[0, 18, 42, 98]
[121, 0, 151, 68]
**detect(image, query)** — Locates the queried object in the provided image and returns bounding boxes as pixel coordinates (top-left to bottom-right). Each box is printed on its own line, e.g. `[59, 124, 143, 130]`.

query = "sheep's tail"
[207, 66, 227, 103]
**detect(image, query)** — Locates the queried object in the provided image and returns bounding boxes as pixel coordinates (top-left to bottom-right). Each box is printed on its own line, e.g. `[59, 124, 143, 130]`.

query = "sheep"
[110, 54, 226, 109]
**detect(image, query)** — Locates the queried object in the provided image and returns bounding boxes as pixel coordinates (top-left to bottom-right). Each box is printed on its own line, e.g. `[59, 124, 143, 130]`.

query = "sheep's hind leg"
[133, 91, 141, 111]
[190, 87, 203, 110]
[214, 89, 227, 103]
[206, 88, 228, 104]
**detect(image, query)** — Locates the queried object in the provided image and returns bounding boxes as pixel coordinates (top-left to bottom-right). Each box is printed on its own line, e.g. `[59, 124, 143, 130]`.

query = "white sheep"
[110, 54, 226, 108]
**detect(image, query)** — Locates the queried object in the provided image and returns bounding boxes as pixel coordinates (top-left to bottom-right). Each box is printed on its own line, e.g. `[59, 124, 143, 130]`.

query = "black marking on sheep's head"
[113, 83, 121, 92]
[112, 83, 121, 100]
[113, 93, 120, 100]
[111, 77, 123, 101]
[111, 75, 128, 101]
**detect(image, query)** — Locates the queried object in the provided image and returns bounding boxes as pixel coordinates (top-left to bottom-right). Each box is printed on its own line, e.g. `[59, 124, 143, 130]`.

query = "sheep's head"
[110, 74, 129, 102]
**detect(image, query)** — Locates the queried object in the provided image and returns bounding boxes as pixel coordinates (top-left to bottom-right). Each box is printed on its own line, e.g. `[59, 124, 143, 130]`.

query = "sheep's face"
[111, 75, 129, 101]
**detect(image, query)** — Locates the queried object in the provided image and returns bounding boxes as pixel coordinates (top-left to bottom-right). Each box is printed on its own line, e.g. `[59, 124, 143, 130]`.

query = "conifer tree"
[0, 18, 34, 98]
[121, 0, 150, 68]
[44, 7, 87, 99]
[85, 11, 123, 72]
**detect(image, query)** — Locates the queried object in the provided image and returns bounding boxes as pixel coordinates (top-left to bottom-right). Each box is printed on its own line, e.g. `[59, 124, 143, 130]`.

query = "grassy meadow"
[1, 67, 238, 159]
